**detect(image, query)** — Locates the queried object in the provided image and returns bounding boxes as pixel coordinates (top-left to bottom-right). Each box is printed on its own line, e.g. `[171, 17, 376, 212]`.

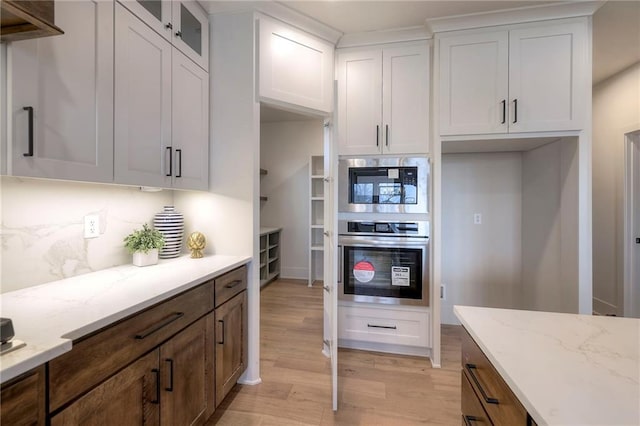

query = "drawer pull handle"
[165, 358, 174, 392]
[367, 324, 397, 330]
[218, 319, 225, 344]
[135, 312, 184, 340]
[225, 280, 242, 289]
[23, 106, 34, 157]
[466, 363, 499, 404]
[462, 415, 478, 426]
[151, 368, 160, 404]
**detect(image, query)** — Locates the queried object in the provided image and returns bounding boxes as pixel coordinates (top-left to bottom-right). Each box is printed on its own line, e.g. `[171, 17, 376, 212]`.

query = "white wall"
[0, 176, 172, 293]
[441, 152, 523, 325]
[260, 120, 323, 280]
[521, 138, 580, 313]
[592, 62, 640, 315]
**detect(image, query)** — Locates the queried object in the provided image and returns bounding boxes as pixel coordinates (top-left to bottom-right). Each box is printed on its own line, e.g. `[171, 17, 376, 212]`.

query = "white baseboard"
[281, 266, 307, 280]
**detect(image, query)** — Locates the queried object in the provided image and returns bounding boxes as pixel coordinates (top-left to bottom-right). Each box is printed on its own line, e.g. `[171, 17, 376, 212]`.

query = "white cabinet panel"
[114, 2, 172, 188]
[382, 44, 430, 154]
[337, 49, 382, 156]
[338, 42, 430, 156]
[172, 49, 209, 190]
[509, 21, 587, 132]
[439, 31, 509, 136]
[258, 16, 334, 114]
[10, 0, 113, 182]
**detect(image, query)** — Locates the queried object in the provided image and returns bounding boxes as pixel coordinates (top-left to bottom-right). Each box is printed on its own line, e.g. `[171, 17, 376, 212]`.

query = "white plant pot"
[132, 249, 159, 267]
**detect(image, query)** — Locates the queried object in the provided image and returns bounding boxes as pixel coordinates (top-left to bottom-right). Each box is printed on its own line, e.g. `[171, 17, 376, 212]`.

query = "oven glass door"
[342, 245, 423, 303]
[349, 167, 417, 205]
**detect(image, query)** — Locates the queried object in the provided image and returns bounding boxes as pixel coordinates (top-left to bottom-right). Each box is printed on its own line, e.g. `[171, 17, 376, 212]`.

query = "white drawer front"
[339, 305, 429, 347]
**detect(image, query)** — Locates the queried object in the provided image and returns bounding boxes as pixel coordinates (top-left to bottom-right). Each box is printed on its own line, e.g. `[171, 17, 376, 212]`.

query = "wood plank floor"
[207, 279, 462, 425]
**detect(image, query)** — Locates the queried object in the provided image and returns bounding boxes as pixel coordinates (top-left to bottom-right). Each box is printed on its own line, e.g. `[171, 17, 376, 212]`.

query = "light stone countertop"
[454, 305, 640, 426]
[0, 254, 251, 384]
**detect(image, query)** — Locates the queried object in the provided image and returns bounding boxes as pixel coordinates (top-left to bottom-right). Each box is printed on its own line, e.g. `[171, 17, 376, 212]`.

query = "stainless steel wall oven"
[338, 221, 429, 306]
[339, 157, 429, 214]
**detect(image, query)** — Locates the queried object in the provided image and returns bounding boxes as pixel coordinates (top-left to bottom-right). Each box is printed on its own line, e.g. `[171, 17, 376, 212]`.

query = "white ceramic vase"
[153, 206, 184, 259]
[133, 249, 159, 267]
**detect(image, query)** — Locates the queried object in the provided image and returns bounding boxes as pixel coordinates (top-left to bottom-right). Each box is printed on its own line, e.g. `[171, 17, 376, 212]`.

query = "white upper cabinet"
[258, 15, 334, 114]
[114, 2, 208, 190]
[10, 0, 114, 183]
[118, 0, 209, 71]
[438, 18, 588, 136]
[338, 42, 430, 156]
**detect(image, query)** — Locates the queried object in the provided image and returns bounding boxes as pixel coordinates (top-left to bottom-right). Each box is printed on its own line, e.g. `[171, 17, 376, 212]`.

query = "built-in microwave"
[338, 157, 429, 214]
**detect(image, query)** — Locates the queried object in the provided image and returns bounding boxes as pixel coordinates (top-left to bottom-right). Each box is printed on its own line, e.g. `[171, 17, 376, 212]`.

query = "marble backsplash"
[1, 176, 173, 293]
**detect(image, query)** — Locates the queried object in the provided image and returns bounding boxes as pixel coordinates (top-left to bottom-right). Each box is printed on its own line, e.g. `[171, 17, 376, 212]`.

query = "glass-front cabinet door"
[119, 0, 209, 71]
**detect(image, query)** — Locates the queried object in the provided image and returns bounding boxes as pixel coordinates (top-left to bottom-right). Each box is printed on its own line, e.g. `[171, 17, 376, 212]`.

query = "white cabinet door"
[114, 3, 172, 188]
[439, 31, 509, 136]
[258, 16, 334, 114]
[382, 43, 430, 154]
[172, 49, 209, 191]
[118, 0, 209, 71]
[337, 49, 382, 156]
[508, 20, 587, 132]
[10, 0, 114, 182]
[171, 1, 209, 72]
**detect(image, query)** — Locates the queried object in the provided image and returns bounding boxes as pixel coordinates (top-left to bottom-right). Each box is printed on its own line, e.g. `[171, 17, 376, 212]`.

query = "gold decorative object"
[187, 232, 206, 258]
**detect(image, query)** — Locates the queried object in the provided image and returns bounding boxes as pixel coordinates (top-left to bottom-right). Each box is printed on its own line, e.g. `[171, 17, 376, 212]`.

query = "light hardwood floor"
[207, 279, 462, 425]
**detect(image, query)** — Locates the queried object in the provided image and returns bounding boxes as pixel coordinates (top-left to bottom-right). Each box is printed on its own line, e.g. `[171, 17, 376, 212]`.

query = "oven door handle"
[337, 245, 343, 284]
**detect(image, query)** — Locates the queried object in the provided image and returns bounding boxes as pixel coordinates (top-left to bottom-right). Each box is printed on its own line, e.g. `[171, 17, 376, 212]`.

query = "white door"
[438, 31, 509, 136]
[382, 43, 430, 154]
[171, 49, 209, 191]
[508, 20, 587, 132]
[337, 49, 382, 155]
[114, 3, 172, 188]
[117, 0, 173, 42]
[633, 139, 640, 318]
[323, 115, 338, 411]
[10, 0, 113, 183]
[171, 1, 209, 72]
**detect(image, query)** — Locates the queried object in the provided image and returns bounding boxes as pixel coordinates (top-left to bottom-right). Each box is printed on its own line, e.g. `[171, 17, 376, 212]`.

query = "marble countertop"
[454, 305, 640, 426]
[0, 254, 251, 384]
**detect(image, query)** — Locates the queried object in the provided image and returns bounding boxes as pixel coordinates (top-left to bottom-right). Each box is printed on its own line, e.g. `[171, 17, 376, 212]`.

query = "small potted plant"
[124, 223, 165, 267]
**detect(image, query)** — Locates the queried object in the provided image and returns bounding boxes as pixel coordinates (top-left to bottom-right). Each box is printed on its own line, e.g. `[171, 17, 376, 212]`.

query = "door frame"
[623, 127, 640, 317]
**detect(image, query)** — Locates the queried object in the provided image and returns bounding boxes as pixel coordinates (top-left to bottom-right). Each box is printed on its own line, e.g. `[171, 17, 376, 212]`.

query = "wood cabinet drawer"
[339, 305, 429, 347]
[49, 280, 215, 412]
[0, 365, 46, 425]
[462, 328, 527, 425]
[461, 370, 492, 426]
[215, 266, 247, 308]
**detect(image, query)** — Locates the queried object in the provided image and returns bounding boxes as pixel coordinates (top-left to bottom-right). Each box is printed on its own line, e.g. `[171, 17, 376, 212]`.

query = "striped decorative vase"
[153, 206, 184, 259]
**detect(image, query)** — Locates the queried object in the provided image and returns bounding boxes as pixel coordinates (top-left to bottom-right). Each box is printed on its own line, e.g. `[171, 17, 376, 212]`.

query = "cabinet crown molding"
[426, 0, 604, 34]
[337, 26, 431, 49]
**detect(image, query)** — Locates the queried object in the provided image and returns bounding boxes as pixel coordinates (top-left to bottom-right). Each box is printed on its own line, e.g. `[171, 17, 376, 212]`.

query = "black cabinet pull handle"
[385, 124, 389, 147]
[165, 359, 174, 392]
[225, 279, 242, 289]
[367, 324, 397, 330]
[513, 99, 518, 124]
[23, 106, 34, 157]
[165, 22, 173, 29]
[376, 125, 379, 147]
[175, 31, 182, 38]
[151, 368, 160, 404]
[166, 146, 172, 177]
[501, 100, 506, 124]
[466, 363, 499, 404]
[175, 149, 182, 178]
[462, 414, 478, 426]
[135, 312, 184, 340]
[218, 319, 225, 344]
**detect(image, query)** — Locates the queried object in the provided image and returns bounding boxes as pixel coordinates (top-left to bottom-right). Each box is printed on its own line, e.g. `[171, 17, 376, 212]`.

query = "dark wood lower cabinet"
[0, 365, 46, 425]
[461, 371, 492, 425]
[51, 351, 160, 425]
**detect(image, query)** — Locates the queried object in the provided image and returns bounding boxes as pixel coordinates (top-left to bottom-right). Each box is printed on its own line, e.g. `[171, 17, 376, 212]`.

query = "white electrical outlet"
[473, 213, 482, 225]
[84, 215, 100, 238]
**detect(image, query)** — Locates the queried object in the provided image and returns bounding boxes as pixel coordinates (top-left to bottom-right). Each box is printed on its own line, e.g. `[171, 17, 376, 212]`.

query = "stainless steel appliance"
[339, 157, 429, 214]
[338, 220, 429, 306]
